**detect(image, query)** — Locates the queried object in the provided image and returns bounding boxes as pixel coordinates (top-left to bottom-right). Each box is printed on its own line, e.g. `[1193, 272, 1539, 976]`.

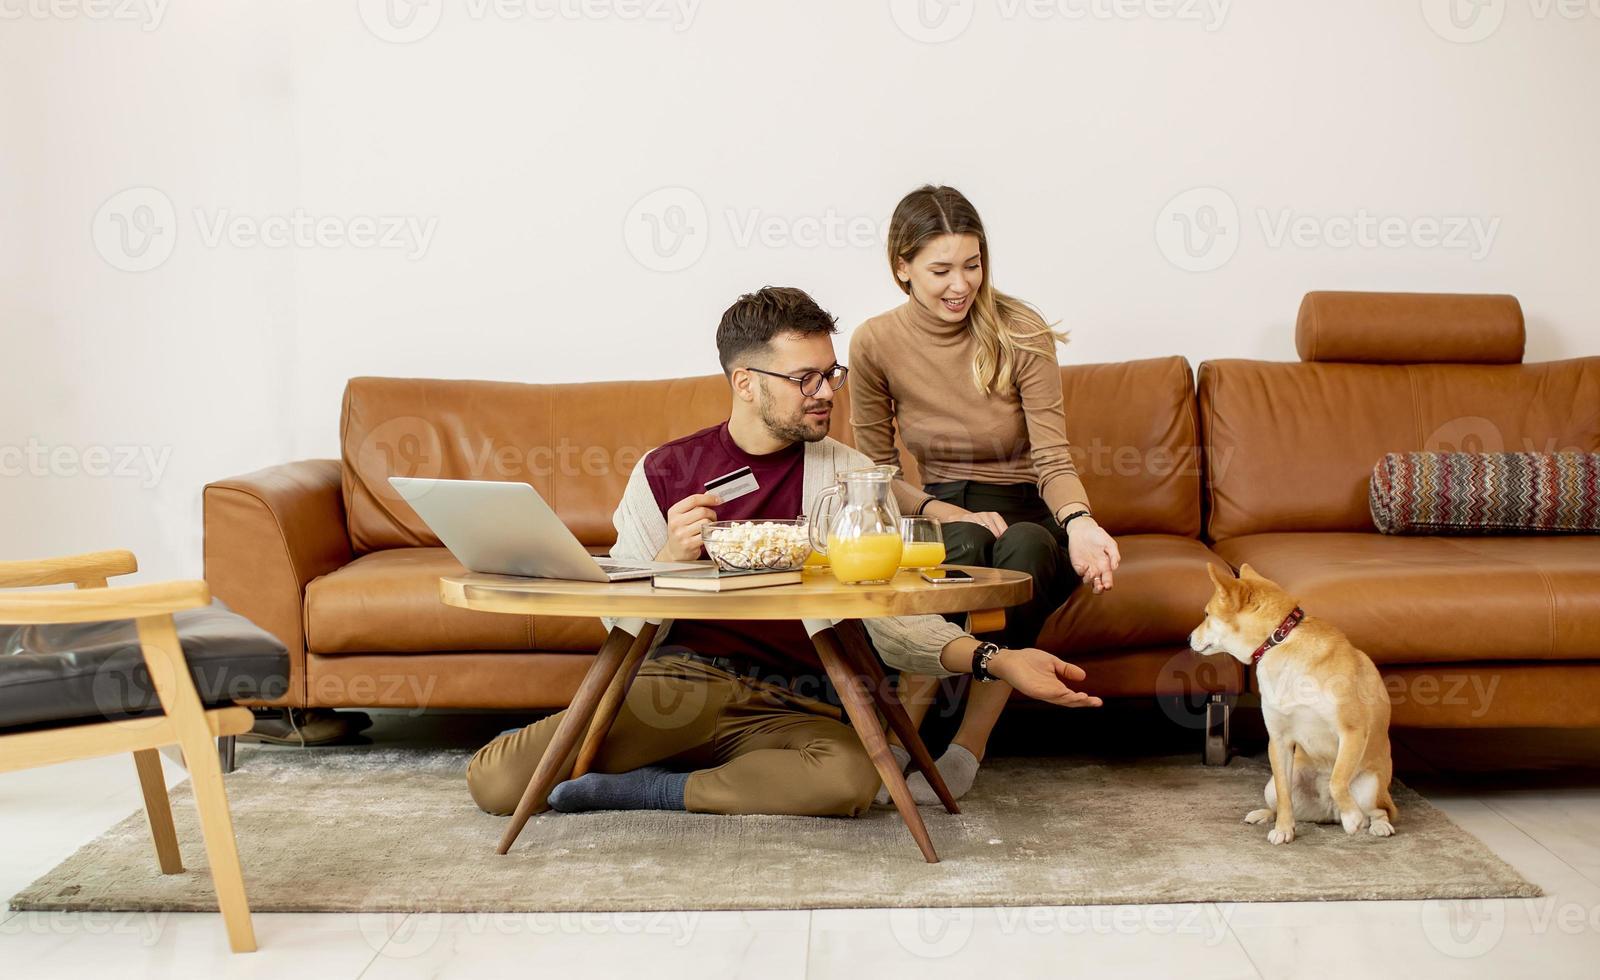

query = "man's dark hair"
[715, 286, 838, 376]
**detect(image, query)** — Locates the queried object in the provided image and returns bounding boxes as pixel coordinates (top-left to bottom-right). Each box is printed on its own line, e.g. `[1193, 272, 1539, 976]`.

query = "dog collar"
[1251, 606, 1305, 664]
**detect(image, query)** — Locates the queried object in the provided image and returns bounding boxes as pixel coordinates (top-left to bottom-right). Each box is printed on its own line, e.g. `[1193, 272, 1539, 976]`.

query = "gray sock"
[547, 766, 689, 813]
[873, 744, 913, 805]
[905, 744, 980, 805]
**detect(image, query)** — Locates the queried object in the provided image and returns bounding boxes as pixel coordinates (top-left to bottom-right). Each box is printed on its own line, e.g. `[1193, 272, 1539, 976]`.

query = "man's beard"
[757, 387, 830, 444]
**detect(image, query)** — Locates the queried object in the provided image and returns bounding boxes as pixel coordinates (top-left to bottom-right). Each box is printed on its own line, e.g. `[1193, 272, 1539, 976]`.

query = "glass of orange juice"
[898, 516, 946, 571]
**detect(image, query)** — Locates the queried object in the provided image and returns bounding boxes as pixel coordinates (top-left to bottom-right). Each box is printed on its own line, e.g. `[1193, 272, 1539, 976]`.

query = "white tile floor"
[4, 729, 1600, 979]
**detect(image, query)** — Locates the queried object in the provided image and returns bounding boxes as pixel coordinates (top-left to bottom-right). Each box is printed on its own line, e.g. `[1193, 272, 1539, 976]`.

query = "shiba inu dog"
[1189, 563, 1396, 844]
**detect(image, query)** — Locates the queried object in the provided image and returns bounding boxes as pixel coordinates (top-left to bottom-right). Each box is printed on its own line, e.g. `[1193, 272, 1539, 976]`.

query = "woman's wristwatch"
[971, 641, 1003, 682]
[1056, 508, 1093, 529]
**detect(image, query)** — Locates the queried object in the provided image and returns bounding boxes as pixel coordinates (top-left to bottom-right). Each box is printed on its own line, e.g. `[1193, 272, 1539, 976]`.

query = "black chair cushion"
[0, 600, 288, 731]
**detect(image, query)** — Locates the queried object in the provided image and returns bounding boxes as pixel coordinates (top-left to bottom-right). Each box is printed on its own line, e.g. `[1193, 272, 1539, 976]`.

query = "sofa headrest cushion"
[1295, 291, 1524, 365]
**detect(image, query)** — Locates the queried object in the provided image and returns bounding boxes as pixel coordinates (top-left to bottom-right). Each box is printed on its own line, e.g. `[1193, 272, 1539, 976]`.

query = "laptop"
[387, 476, 697, 582]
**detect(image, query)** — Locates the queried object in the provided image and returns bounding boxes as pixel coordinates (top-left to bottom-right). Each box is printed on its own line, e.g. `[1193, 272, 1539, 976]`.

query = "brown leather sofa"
[1200, 291, 1600, 727]
[202, 289, 1598, 736]
[203, 355, 1239, 717]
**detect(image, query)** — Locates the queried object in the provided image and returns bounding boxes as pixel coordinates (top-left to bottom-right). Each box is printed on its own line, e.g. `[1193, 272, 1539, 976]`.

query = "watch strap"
[971, 641, 1001, 682]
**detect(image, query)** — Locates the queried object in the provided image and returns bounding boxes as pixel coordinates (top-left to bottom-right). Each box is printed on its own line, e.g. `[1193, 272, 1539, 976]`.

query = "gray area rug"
[10, 747, 1539, 912]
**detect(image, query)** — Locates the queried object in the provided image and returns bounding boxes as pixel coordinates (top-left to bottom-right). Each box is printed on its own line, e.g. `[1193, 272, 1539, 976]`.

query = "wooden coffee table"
[439, 565, 1031, 863]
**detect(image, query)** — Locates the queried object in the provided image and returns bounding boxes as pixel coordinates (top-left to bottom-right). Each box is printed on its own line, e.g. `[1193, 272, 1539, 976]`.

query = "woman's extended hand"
[1067, 518, 1120, 594]
[924, 499, 1008, 537]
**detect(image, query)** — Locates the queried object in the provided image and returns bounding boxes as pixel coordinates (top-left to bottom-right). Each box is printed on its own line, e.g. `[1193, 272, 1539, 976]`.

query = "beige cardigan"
[605, 436, 964, 676]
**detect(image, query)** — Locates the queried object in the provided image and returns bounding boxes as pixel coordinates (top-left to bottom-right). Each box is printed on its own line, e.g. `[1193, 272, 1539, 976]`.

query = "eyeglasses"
[744, 363, 849, 397]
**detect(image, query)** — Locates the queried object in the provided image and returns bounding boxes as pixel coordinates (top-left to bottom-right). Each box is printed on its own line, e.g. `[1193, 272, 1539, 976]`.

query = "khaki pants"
[467, 654, 881, 818]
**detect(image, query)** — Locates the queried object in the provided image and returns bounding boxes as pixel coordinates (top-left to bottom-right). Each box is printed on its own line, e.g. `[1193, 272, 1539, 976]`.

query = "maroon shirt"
[644, 422, 820, 672]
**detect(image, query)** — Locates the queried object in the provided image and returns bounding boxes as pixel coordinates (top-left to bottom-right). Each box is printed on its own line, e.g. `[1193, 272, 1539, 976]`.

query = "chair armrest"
[204, 459, 352, 706]
[0, 550, 139, 589]
[0, 580, 209, 624]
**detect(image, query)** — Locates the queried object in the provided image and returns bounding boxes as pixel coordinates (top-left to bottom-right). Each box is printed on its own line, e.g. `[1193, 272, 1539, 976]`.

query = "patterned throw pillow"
[1370, 452, 1600, 534]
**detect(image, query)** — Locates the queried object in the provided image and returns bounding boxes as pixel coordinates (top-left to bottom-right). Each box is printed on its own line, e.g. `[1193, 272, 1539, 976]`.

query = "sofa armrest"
[203, 459, 352, 706]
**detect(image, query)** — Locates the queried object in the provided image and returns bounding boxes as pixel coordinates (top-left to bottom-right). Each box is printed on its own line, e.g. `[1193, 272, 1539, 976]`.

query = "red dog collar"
[1251, 606, 1305, 664]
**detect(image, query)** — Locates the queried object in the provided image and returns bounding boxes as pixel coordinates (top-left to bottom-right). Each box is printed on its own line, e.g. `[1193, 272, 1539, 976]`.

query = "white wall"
[3, 0, 1597, 582]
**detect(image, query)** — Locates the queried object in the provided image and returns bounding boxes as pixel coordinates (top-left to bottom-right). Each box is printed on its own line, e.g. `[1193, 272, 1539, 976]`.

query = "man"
[467, 286, 1101, 819]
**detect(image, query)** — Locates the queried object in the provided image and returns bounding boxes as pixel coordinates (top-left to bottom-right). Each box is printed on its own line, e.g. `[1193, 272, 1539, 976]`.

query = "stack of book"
[651, 567, 803, 592]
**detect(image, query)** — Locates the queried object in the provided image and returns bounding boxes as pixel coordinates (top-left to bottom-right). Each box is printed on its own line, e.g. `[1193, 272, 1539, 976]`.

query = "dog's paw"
[1340, 809, 1370, 834]
[1268, 826, 1296, 845]
[1368, 817, 1395, 838]
[1244, 808, 1274, 825]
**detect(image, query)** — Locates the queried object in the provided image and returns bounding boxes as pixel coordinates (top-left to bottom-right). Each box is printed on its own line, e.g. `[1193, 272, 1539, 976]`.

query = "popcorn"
[703, 520, 812, 570]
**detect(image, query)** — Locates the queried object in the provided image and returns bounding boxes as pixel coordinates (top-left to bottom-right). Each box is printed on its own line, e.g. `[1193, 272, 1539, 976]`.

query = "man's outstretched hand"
[988, 648, 1103, 708]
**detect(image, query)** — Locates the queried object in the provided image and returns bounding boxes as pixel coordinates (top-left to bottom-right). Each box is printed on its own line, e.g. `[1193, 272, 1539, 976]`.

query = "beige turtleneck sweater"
[847, 299, 1092, 520]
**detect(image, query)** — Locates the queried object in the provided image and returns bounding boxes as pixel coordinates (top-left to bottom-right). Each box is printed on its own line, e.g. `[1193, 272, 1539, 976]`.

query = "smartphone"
[921, 569, 973, 585]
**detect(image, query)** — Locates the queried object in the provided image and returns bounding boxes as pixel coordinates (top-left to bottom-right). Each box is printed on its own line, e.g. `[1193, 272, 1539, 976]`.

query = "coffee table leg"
[834, 619, 961, 816]
[966, 608, 1006, 636]
[496, 625, 636, 855]
[572, 620, 659, 779]
[806, 621, 940, 864]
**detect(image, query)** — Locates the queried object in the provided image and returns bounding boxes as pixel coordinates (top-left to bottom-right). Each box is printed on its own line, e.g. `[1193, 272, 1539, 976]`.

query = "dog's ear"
[1205, 562, 1240, 602]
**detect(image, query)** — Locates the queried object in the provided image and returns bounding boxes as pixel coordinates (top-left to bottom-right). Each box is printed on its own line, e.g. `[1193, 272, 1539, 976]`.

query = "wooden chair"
[0, 550, 256, 953]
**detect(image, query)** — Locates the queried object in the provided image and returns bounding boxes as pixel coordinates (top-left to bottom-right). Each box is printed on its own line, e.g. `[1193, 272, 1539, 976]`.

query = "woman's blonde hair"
[887, 185, 1067, 394]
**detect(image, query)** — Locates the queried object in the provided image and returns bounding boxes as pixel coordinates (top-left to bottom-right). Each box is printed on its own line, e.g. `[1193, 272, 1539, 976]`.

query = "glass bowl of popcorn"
[702, 519, 814, 571]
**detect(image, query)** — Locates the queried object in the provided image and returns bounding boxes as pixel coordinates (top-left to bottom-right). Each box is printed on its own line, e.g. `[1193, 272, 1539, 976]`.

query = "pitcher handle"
[807, 486, 838, 554]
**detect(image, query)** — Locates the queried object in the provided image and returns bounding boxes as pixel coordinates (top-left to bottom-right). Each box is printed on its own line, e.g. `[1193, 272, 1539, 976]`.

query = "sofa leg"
[1203, 694, 1231, 766]
[218, 735, 237, 774]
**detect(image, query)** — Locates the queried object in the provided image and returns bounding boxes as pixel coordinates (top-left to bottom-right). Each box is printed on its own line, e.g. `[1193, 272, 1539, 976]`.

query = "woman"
[849, 184, 1121, 803]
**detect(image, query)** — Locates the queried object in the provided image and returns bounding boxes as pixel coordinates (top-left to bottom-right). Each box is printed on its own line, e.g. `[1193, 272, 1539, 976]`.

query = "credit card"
[705, 465, 759, 503]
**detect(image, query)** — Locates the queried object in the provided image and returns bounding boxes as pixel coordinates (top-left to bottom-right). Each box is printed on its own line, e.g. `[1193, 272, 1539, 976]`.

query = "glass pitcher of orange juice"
[807, 465, 904, 584]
